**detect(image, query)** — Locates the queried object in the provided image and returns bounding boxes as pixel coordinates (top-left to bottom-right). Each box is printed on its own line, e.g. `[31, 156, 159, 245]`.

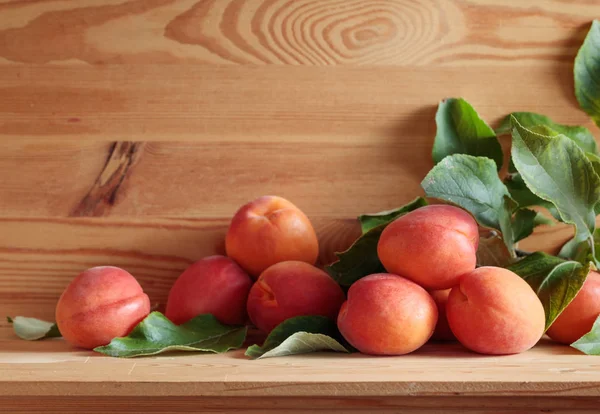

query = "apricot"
[377, 204, 478, 290]
[337, 273, 438, 355]
[247, 261, 345, 333]
[547, 271, 600, 344]
[225, 195, 319, 277]
[430, 289, 455, 341]
[446, 266, 545, 355]
[55, 266, 150, 349]
[165, 255, 253, 326]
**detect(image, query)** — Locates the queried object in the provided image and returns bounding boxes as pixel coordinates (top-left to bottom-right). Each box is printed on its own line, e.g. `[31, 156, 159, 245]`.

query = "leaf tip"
[509, 114, 521, 128]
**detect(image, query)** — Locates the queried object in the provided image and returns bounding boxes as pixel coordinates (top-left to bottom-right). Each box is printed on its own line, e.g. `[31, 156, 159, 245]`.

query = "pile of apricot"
[55, 196, 600, 355]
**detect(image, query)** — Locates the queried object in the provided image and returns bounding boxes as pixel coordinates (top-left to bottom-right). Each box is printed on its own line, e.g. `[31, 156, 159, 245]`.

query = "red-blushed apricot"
[337, 273, 438, 355]
[447, 266, 545, 355]
[225, 196, 319, 278]
[55, 266, 150, 349]
[165, 255, 253, 326]
[246, 261, 345, 333]
[430, 289, 455, 341]
[547, 271, 600, 344]
[377, 205, 479, 290]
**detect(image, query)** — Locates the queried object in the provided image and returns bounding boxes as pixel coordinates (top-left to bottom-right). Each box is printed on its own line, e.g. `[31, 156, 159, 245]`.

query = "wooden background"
[1, 0, 599, 323]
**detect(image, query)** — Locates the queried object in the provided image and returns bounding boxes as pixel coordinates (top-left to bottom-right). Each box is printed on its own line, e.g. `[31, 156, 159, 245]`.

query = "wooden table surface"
[2, 0, 600, 412]
[2, 327, 600, 413]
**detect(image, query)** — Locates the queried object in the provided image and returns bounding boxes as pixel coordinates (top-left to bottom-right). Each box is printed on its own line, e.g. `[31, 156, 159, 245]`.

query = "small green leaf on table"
[358, 197, 428, 234]
[507, 252, 591, 331]
[245, 316, 351, 359]
[575, 20, 600, 128]
[571, 314, 600, 355]
[94, 312, 247, 358]
[510, 118, 600, 259]
[496, 112, 598, 154]
[421, 153, 517, 255]
[7, 316, 61, 341]
[432, 98, 503, 169]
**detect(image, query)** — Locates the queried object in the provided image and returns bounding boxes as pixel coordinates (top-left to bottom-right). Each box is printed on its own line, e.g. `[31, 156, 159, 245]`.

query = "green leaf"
[476, 233, 514, 268]
[507, 252, 591, 331]
[497, 112, 598, 154]
[94, 312, 247, 358]
[421, 154, 516, 255]
[587, 152, 600, 216]
[534, 212, 554, 227]
[8, 316, 61, 340]
[325, 225, 387, 287]
[571, 314, 600, 354]
[508, 158, 518, 174]
[245, 316, 351, 359]
[587, 151, 600, 174]
[575, 20, 600, 128]
[560, 238, 594, 265]
[334, 198, 430, 285]
[512, 208, 537, 243]
[432, 98, 503, 169]
[562, 227, 600, 267]
[593, 228, 600, 264]
[358, 197, 428, 234]
[504, 173, 561, 221]
[511, 118, 600, 256]
[500, 114, 597, 203]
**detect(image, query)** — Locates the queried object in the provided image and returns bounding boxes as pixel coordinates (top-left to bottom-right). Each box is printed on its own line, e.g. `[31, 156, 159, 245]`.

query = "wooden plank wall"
[1, 0, 599, 321]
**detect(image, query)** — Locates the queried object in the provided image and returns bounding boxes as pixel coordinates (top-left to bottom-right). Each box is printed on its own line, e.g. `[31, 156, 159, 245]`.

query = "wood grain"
[0, 138, 433, 217]
[0, 63, 599, 217]
[1, 329, 600, 397]
[2, 396, 600, 413]
[0, 216, 581, 321]
[0, 64, 597, 144]
[0, 0, 597, 66]
[2, 1, 600, 409]
[72, 142, 146, 217]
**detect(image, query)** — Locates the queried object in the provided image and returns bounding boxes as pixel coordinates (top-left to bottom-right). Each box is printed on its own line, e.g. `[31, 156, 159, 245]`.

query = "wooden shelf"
[2, 328, 600, 413]
[3, 1, 600, 412]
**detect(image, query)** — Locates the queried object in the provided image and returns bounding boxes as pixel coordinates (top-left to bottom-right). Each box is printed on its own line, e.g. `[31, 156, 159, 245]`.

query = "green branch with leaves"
[326, 20, 600, 355]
